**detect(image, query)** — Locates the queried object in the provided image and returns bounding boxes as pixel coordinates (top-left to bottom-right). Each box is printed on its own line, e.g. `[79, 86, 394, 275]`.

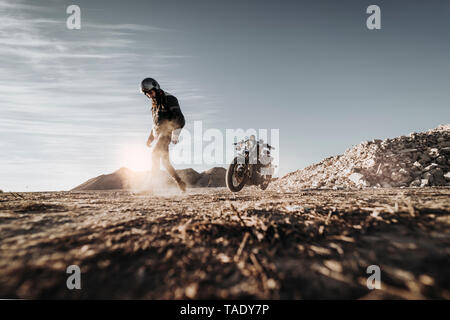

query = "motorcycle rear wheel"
[259, 176, 272, 190]
[259, 176, 271, 190]
[226, 157, 247, 192]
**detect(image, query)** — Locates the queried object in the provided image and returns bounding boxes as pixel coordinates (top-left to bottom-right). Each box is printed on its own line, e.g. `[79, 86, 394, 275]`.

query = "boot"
[175, 178, 187, 192]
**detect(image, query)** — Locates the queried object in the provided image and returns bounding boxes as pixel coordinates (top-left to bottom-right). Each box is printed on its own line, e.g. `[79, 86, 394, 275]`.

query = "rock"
[419, 154, 431, 164]
[311, 180, 323, 188]
[399, 148, 418, 153]
[409, 180, 421, 187]
[424, 163, 438, 172]
[411, 170, 422, 178]
[413, 161, 423, 170]
[445, 172, 450, 181]
[428, 148, 439, 158]
[348, 173, 367, 187]
[420, 179, 429, 187]
[432, 168, 446, 185]
[436, 156, 446, 165]
[422, 171, 432, 180]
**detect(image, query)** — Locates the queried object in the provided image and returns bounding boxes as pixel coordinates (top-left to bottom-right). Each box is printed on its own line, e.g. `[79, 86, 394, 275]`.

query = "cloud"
[0, 1, 47, 12]
[0, 0, 161, 113]
[83, 23, 171, 33]
[0, 0, 217, 191]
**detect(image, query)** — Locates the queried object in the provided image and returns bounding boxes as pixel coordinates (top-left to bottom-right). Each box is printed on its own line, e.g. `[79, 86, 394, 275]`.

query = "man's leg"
[156, 135, 186, 192]
[151, 146, 161, 174]
[162, 152, 182, 177]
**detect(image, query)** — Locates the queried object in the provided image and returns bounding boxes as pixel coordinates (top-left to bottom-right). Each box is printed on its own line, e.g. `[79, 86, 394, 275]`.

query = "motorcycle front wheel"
[226, 157, 247, 192]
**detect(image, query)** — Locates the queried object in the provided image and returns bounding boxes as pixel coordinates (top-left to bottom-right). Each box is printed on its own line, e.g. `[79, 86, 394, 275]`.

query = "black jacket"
[151, 90, 185, 130]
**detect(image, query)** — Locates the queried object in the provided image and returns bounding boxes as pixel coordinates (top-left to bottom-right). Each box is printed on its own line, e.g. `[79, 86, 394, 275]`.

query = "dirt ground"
[0, 187, 449, 299]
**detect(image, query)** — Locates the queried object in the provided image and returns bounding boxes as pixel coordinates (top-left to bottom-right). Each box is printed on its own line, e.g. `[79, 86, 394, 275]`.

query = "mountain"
[271, 124, 450, 191]
[176, 168, 203, 186]
[72, 167, 226, 191]
[71, 167, 136, 191]
[196, 167, 226, 187]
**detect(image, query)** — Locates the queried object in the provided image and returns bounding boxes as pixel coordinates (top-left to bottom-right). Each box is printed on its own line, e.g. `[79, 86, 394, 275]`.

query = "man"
[141, 78, 187, 192]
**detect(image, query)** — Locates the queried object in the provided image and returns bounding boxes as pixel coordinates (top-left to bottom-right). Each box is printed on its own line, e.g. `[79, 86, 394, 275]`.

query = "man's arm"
[166, 95, 185, 144]
[166, 95, 185, 129]
[146, 128, 154, 147]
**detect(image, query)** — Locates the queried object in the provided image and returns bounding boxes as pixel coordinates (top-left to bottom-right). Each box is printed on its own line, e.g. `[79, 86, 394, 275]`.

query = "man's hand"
[171, 129, 181, 145]
[146, 135, 154, 148]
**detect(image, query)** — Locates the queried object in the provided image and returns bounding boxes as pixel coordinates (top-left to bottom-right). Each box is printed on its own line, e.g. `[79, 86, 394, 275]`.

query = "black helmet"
[141, 78, 160, 93]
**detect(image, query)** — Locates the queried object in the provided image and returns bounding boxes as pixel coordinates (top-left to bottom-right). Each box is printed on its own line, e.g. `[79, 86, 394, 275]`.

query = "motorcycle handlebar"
[233, 139, 249, 145]
[233, 141, 275, 150]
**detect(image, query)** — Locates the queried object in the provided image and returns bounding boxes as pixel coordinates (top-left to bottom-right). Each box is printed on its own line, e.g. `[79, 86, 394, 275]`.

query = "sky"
[0, 0, 449, 191]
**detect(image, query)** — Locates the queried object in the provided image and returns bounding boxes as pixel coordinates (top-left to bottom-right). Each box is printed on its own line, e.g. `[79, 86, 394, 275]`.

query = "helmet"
[140, 78, 160, 93]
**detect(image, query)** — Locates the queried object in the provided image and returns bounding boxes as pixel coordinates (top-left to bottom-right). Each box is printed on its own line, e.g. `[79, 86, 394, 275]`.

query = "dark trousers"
[152, 134, 181, 182]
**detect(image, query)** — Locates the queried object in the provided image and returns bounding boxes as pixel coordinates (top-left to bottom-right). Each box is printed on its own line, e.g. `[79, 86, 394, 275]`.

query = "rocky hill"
[272, 125, 450, 191]
[72, 167, 226, 191]
[196, 167, 229, 187]
[71, 167, 135, 191]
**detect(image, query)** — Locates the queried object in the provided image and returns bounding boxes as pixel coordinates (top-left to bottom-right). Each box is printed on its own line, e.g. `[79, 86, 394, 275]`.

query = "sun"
[120, 144, 151, 171]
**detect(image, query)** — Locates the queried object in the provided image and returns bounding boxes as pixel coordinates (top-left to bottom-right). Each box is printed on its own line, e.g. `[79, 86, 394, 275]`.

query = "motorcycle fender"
[261, 167, 274, 176]
[235, 156, 247, 165]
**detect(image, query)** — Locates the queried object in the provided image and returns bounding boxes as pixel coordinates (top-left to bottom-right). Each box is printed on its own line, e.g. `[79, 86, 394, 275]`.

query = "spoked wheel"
[226, 157, 247, 192]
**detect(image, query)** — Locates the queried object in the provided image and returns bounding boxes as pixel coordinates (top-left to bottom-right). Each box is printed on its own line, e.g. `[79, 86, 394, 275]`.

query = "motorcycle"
[226, 136, 275, 192]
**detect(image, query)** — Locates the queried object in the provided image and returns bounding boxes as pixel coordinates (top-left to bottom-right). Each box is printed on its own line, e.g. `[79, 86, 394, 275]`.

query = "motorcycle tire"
[226, 157, 247, 192]
[259, 176, 271, 190]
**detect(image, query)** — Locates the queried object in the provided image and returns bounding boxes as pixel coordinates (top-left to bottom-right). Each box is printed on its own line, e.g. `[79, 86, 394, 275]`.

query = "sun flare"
[120, 144, 151, 171]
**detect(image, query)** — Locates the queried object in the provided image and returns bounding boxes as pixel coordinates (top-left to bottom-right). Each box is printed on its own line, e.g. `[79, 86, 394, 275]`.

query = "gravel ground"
[0, 187, 449, 299]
